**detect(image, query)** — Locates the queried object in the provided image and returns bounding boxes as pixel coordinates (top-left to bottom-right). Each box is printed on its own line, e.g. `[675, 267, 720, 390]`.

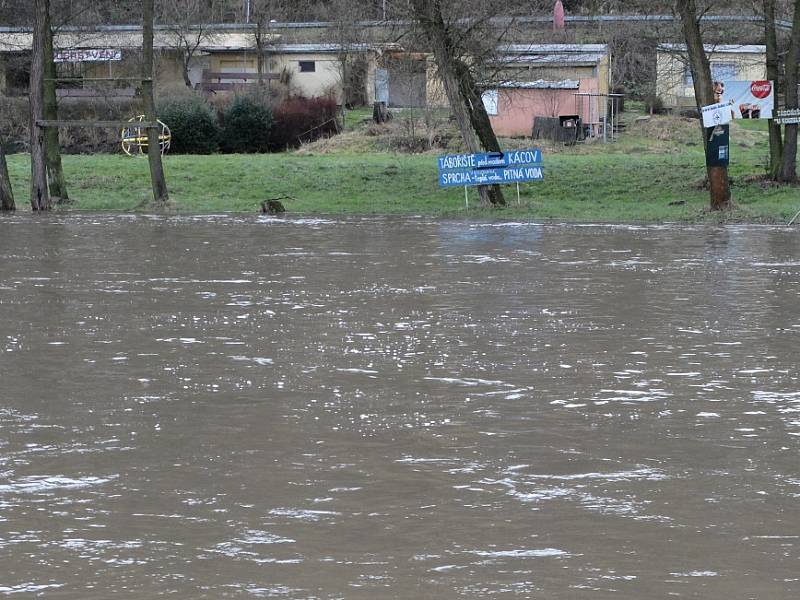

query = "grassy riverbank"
[5, 108, 800, 222]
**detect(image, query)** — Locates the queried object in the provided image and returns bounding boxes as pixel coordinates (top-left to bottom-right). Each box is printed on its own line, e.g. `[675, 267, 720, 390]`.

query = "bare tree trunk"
[181, 55, 192, 88]
[43, 13, 69, 203]
[143, 0, 169, 204]
[676, 0, 730, 210]
[765, 0, 783, 180]
[256, 19, 265, 86]
[0, 137, 15, 211]
[780, 0, 800, 182]
[30, 0, 51, 211]
[409, 0, 505, 207]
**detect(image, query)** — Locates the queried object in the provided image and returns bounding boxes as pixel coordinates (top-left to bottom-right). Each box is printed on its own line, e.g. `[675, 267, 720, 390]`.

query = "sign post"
[775, 108, 800, 126]
[437, 149, 544, 208]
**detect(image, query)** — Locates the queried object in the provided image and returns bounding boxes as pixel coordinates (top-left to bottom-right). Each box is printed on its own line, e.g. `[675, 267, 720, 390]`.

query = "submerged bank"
[3, 114, 799, 224]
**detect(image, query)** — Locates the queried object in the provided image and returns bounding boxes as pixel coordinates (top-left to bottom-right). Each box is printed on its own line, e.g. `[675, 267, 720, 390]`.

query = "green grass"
[4, 109, 799, 223]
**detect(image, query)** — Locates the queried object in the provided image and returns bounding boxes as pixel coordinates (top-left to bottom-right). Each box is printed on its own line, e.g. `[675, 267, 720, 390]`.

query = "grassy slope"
[4, 107, 799, 222]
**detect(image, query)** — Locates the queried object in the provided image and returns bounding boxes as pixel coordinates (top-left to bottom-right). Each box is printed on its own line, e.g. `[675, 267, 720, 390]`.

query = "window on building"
[482, 89, 499, 116]
[684, 61, 738, 86]
[55, 60, 87, 88]
[711, 62, 737, 82]
[684, 66, 693, 86]
[298, 60, 316, 73]
[5, 62, 30, 95]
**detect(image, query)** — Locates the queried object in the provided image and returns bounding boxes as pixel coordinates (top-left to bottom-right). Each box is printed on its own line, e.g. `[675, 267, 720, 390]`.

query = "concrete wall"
[207, 50, 376, 103]
[657, 50, 767, 107]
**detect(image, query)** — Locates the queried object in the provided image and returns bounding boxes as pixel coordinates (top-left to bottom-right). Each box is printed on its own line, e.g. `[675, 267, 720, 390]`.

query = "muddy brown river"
[0, 215, 798, 598]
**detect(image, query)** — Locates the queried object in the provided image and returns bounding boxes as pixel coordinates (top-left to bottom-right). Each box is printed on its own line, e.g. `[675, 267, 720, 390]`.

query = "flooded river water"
[0, 215, 798, 598]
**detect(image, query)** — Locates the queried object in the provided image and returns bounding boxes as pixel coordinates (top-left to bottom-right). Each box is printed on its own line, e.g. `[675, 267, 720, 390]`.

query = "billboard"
[716, 80, 774, 120]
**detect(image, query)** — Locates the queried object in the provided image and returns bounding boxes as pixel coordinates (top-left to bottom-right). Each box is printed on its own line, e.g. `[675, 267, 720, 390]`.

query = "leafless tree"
[30, 0, 50, 211]
[764, 0, 784, 179]
[158, 0, 220, 88]
[323, 0, 374, 129]
[676, 0, 731, 210]
[43, 10, 69, 203]
[406, 0, 510, 207]
[0, 135, 15, 211]
[144, 0, 169, 203]
[780, 0, 800, 181]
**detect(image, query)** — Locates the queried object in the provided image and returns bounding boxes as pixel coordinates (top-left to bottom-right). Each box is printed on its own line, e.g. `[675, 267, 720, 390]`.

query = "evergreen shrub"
[159, 95, 220, 154]
[220, 95, 273, 153]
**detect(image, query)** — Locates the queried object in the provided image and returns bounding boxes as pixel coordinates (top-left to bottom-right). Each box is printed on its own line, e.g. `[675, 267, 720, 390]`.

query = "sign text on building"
[54, 49, 123, 63]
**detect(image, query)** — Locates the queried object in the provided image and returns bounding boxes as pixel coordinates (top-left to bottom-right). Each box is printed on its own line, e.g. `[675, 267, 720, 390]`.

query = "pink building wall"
[488, 78, 600, 137]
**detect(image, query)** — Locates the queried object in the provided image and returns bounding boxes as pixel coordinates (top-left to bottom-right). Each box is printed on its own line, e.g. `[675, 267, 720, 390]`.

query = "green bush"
[158, 95, 220, 154]
[220, 95, 273, 153]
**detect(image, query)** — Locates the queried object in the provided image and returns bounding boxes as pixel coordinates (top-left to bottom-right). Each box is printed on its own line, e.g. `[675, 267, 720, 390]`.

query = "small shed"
[477, 44, 611, 138]
[482, 79, 584, 138]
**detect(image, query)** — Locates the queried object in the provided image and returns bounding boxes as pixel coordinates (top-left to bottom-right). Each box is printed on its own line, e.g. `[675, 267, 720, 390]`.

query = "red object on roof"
[554, 1, 565, 30]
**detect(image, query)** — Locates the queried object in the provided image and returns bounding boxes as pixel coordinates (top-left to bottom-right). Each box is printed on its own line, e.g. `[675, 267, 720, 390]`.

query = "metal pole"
[516, 182, 521, 205]
[464, 186, 468, 209]
[611, 97, 615, 142]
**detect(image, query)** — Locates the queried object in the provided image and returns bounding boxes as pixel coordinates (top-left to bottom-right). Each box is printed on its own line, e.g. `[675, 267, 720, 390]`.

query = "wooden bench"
[199, 70, 279, 92]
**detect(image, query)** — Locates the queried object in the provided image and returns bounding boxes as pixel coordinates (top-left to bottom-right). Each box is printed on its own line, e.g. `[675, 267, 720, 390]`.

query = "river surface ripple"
[0, 215, 798, 598]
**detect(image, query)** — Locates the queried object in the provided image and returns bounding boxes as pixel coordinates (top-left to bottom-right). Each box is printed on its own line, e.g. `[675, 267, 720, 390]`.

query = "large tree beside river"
[779, 0, 800, 182]
[675, 0, 731, 210]
[407, 0, 507, 207]
[0, 138, 15, 211]
[30, 0, 51, 211]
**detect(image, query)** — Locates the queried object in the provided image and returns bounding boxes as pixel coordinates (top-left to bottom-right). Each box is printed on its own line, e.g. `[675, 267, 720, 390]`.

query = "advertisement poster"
[716, 80, 774, 120]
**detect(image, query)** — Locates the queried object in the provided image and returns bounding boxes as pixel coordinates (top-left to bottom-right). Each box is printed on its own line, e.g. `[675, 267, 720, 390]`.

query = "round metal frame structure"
[121, 115, 171, 156]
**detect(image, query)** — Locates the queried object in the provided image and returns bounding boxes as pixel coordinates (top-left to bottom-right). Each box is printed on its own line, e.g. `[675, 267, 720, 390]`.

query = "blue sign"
[439, 165, 544, 188]
[437, 149, 543, 173]
[437, 148, 544, 188]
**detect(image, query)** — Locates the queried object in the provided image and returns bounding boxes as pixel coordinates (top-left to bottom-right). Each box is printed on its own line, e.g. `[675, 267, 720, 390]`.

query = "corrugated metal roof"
[0, 32, 278, 52]
[0, 33, 383, 54]
[497, 52, 607, 66]
[658, 44, 766, 54]
[497, 79, 580, 89]
[501, 44, 608, 54]
[250, 43, 376, 54]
